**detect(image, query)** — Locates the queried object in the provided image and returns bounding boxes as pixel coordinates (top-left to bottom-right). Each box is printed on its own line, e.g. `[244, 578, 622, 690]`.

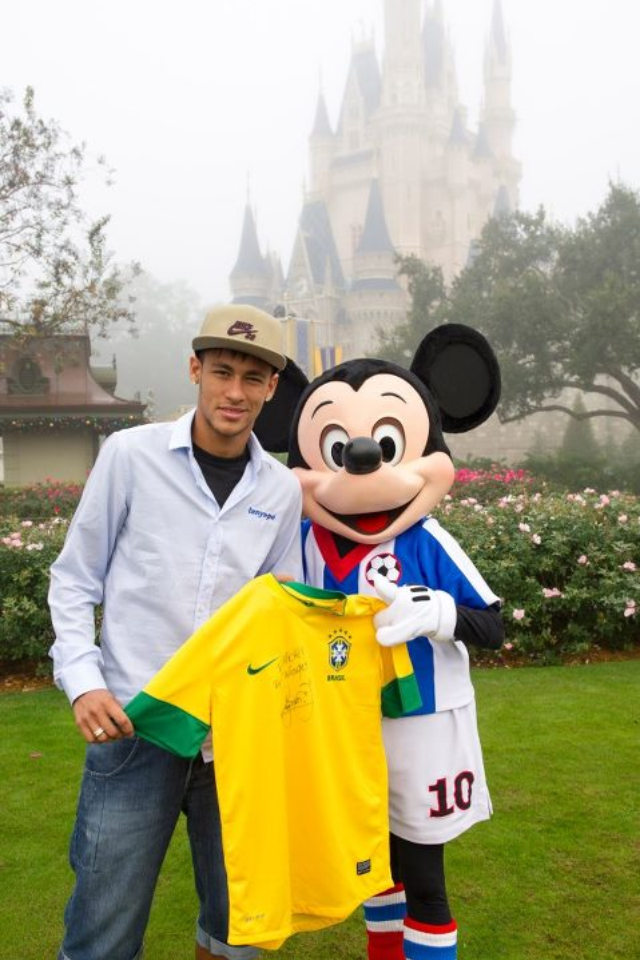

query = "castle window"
[8, 356, 50, 395]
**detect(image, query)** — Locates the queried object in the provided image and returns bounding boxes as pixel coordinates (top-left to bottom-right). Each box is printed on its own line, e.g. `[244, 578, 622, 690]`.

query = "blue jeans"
[59, 737, 259, 960]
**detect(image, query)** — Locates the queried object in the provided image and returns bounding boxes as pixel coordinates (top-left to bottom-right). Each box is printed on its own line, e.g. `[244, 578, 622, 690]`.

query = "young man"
[49, 304, 303, 960]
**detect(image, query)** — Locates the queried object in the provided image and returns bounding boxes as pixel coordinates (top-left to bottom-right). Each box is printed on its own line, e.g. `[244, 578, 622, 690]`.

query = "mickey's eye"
[320, 426, 350, 471]
[372, 420, 405, 465]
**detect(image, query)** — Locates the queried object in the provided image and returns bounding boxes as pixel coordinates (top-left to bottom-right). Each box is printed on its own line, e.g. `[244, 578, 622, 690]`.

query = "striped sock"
[403, 918, 457, 960]
[364, 884, 407, 960]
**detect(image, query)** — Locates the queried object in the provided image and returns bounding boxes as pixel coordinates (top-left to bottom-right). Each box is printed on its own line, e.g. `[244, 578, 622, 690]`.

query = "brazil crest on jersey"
[125, 575, 420, 950]
[302, 516, 501, 716]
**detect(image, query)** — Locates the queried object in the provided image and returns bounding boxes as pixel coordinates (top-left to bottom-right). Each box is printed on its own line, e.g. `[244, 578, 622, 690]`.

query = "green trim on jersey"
[381, 672, 422, 719]
[125, 691, 210, 758]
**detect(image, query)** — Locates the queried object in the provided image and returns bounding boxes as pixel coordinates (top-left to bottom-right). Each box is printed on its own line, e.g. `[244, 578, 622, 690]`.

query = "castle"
[227, 0, 520, 370]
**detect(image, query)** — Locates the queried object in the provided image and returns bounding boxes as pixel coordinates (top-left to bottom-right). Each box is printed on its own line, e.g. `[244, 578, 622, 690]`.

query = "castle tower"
[348, 178, 407, 355]
[229, 203, 272, 309]
[482, 0, 520, 206]
[227, 0, 521, 364]
[309, 89, 334, 199]
[381, 0, 425, 107]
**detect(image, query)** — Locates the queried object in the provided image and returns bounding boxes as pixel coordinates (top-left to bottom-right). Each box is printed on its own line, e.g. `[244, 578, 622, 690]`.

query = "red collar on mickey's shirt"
[311, 523, 373, 581]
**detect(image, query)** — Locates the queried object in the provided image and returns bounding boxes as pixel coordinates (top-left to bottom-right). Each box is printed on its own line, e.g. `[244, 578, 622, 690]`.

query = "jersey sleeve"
[380, 643, 422, 718]
[420, 517, 501, 609]
[125, 620, 215, 757]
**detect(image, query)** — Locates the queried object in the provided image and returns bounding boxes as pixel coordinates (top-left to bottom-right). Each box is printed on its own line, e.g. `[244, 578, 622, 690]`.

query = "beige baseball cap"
[192, 304, 287, 371]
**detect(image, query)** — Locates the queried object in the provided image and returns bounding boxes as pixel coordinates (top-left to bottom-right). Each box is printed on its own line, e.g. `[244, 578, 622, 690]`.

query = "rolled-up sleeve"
[48, 435, 129, 703]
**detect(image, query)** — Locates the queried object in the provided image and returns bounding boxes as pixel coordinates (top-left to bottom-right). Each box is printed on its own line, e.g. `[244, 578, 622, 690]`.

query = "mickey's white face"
[292, 373, 455, 544]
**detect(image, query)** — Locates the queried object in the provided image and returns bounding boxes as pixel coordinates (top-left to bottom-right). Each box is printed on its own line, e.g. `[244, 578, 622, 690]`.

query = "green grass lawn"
[1, 662, 638, 960]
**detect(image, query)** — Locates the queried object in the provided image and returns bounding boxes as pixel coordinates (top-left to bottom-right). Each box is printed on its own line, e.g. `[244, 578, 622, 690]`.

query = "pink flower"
[624, 600, 637, 618]
[504, 642, 514, 651]
[519, 523, 531, 533]
[577, 555, 589, 566]
[21, 520, 33, 528]
[622, 561, 637, 572]
[618, 515, 629, 524]
[512, 609, 525, 621]
[532, 534, 542, 545]
[542, 587, 563, 598]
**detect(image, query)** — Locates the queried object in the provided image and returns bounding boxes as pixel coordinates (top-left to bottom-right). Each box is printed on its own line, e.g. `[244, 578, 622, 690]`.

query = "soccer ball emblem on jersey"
[366, 554, 402, 587]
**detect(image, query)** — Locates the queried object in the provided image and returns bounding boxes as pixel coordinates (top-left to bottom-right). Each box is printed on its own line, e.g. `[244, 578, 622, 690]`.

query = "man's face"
[190, 349, 278, 455]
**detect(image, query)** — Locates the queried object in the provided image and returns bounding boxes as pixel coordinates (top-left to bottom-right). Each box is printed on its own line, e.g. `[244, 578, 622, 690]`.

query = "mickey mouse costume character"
[255, 324, 504, 960]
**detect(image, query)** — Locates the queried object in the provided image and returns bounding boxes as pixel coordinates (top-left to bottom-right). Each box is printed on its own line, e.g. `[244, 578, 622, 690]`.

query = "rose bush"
[441, 483, 639, 662]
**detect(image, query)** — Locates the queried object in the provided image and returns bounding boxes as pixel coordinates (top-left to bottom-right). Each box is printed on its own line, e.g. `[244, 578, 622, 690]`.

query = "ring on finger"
[93, 726, 106, 739]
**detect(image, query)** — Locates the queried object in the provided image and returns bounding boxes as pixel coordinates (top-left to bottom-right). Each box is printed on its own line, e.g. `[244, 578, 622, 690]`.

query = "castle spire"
[230, 204, 268, 279]
[482, 0, 515, 163]
[311, 90, 333, 138]
[490, 0, 508, 64]
[357, 179, 394, 255]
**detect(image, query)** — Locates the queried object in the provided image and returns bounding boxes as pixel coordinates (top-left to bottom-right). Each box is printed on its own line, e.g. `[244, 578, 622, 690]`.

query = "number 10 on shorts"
[429, 771, 475, 818]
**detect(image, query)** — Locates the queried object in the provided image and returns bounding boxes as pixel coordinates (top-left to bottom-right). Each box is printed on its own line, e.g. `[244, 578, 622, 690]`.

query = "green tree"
[447, 183, 640, 434]
[0, 87, 139, 341]
[371, 254, 446, 363]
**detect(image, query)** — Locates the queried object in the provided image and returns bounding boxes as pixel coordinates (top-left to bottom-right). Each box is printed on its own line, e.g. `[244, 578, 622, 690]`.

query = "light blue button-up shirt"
[49, 410, 303, 706]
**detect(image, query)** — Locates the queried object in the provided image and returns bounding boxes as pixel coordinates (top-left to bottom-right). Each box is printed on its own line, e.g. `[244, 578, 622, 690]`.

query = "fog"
[3, 0, 639, 307]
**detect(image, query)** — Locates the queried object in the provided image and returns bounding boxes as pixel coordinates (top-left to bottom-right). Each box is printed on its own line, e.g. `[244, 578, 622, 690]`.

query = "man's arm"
[48, 434, 134, 741]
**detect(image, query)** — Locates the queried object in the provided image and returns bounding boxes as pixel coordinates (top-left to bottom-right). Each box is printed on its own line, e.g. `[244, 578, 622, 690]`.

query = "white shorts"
[383, 699, 492, 844]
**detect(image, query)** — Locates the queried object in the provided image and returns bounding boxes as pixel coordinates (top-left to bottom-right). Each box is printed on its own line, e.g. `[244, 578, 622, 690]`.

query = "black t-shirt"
[192, 442, 250, 508]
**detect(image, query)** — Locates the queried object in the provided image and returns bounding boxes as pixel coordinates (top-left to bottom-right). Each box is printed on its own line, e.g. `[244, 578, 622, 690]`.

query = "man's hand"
[72, 689, 134, 744]
[371, 572, 457, 647]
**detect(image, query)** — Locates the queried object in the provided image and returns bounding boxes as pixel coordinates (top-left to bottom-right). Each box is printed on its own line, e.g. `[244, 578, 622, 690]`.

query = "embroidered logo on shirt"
[248, 506, 277, 521]
[328, 630, 351, 672]
[356, 859, 372, 875]
[247, 657, 280, 676]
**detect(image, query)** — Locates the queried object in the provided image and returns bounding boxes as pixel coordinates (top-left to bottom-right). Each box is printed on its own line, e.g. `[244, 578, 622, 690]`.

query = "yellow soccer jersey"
[125, 575, 420, 949]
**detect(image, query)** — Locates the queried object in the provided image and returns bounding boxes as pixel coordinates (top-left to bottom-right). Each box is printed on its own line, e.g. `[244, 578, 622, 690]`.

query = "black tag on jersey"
[356, 859, 371, 875]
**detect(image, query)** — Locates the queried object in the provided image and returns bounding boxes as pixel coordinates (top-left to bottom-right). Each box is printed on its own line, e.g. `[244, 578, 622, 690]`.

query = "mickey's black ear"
[410, 324, 501, 433]
[253, 358, 309, 453]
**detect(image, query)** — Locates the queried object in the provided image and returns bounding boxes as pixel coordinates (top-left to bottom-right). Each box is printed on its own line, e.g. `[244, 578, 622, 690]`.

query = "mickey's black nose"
[342, 437, 382, 475]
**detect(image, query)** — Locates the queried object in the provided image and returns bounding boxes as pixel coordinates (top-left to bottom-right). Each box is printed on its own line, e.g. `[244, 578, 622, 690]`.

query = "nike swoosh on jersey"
[247, 657, 280, 675]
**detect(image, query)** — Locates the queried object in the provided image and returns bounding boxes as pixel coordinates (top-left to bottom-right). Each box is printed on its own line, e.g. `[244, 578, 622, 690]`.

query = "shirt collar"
[168, 407, 269, 470]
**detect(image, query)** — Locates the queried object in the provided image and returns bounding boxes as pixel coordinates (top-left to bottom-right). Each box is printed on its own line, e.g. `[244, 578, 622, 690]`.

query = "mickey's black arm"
[455, 602, 504, 650]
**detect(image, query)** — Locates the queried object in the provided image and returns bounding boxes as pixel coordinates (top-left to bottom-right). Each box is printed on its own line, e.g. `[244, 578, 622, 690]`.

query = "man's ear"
[254, 359, 309, 453]
[410, 324, 501, 433]
[189, 355, 202, 385]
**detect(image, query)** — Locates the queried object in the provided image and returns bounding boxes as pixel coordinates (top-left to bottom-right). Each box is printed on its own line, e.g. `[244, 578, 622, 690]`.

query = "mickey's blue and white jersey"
[302, 516, 500, 716]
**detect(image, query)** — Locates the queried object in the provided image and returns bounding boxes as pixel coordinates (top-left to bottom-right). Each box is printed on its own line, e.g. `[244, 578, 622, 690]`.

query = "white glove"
[372, 572, 457, 647]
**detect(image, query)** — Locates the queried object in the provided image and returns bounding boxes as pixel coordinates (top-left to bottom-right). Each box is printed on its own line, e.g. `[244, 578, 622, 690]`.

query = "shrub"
[0, 480, 83, 520]
[0, 517, 68, 666]
[438, 487, 640, 661]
